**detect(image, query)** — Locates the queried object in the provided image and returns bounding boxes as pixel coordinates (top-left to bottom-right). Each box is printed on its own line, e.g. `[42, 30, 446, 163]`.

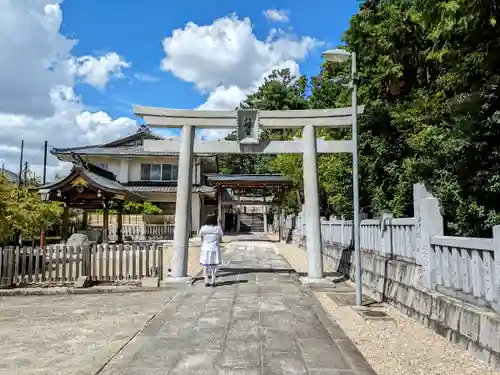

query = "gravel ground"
[0, 291, 177, 375]
[275, 242, 500, 375]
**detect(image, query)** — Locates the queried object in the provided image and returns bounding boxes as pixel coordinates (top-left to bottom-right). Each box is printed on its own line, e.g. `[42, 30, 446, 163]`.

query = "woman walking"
[199, 214, 223, 287]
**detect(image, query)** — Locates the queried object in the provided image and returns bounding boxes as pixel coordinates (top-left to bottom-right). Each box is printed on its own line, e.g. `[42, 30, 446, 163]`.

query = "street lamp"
[322, 48, 362, 307]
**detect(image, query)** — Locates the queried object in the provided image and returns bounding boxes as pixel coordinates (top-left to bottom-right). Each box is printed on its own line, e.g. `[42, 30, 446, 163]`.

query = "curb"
[0, 285, 175, 297]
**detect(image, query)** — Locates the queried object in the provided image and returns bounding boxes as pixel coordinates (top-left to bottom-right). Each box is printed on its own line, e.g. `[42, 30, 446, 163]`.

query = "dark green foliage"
[222, 1, 500, 236]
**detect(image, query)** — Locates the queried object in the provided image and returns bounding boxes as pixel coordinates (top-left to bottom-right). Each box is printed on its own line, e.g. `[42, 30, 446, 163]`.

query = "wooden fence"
[0, 243, 165, 286]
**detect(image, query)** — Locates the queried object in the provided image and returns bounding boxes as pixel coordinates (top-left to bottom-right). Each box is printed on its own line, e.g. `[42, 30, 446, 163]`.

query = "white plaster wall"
[118, 159, 129, 182]
[85, 156, 121, 179]
[191, 193, 201, 231]
[145, 193, 177, 202]
[127, 156, 200, 184]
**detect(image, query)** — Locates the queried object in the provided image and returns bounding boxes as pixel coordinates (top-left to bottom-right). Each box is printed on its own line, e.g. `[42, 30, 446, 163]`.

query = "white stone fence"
[314, 217, 417, 263]
[288, 183, 500, 311]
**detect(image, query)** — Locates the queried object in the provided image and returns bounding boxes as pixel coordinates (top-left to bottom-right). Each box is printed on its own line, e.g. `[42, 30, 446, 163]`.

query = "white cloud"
[0, 1, 136, 181]
[263, 9, 290, 23]
[68, 52, 131, 89]
[160, 14, 321, 139]
[197, 86, 247, 111]
[134, 73, 160, 83]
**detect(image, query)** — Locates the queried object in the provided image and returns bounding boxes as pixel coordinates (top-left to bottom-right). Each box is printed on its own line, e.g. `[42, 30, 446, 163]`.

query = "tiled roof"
[51, 125, 215, 157]
[37, 159, 144, 201]
[82, 169, 129, 192]
[52, 144, 214, 157]
[126, 185, 214, 193]
[53, 145, 182, 156]
[206, 174, 291, 183]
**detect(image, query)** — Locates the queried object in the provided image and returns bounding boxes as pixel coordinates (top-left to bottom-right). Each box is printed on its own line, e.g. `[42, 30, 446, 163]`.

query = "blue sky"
[0, 0, 361, 177]
[60, 0, 360, 120]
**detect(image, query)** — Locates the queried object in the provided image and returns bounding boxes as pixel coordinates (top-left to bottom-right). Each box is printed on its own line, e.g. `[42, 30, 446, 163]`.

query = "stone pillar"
[413, 183, 431, 267]
[302, 124, 323, 280]
[140, 222, 147, 241]
[61, 205, 70, 243]
[217, 186, 223, 227]
[380, 213, 393, 257]
[492, 226, 500, 314]
[171, 125, 194, 279]
[102, 203, 109, 244]
[263, 205, 268, 233]
[236, 195, 241, 232]
[116, 204, 123, 243]
[420, 197, 443, 290]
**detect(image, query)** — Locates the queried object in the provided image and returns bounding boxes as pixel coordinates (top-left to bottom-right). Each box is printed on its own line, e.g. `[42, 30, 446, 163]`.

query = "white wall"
[84, 156, 121, 178]
[191, 193, 201, 231]
[84, 156, 204, 185]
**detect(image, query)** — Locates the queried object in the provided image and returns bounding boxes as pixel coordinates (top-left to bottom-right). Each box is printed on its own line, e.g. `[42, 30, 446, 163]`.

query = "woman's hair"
[204, 214, 218, 226]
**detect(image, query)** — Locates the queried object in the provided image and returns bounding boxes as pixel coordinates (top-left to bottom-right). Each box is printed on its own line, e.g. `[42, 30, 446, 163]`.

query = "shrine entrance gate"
[134, 105, 364, 281]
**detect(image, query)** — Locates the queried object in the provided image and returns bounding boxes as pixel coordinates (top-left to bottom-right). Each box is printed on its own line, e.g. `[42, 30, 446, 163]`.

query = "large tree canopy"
[230, 0, 500, 237]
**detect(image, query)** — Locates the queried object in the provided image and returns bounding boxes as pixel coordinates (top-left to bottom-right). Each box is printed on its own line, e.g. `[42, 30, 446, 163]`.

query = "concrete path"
[100, 240, 375, 375]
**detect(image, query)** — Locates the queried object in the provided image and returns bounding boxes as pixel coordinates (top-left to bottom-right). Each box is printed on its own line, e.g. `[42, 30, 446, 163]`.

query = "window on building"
[140, 163, 179, 181]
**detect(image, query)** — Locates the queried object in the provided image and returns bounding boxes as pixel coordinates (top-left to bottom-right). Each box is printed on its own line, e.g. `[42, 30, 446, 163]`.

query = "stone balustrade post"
[340, 216, 345, 246]
[413, 183, 431, 267]
[419, 197, 444, 290]
[140, 222, 147, 241]
[381, 213, 393, 257]
[492, 226, 500, 312]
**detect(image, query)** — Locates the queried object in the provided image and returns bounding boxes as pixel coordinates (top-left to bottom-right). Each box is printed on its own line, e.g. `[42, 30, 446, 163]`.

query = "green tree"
[244, 0, 500, 236]
[0, 175, 61, 243]
[338, 0, 500, 235]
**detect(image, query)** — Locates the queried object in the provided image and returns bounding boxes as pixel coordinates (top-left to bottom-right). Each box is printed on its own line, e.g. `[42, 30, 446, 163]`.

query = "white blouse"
[199, 225, 223, 252]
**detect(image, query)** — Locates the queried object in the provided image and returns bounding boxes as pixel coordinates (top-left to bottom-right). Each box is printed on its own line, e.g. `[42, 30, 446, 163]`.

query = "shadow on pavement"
[214, 279, 249, 287]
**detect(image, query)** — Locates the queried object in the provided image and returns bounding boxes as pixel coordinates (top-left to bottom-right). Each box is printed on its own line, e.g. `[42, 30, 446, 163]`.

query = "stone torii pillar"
[302, 124, 323, 279]
[170, 125, 194, 279]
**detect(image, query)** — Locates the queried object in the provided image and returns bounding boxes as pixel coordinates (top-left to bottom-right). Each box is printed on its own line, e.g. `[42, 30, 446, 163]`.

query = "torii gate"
[134, 105, 364, 282]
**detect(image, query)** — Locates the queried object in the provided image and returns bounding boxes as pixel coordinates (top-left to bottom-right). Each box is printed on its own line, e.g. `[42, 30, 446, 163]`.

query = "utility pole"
[43, 140, 48, 185]
[23, 161, 28, 188]
[40, 140, 49, 249]
[18, 140, 24, 189]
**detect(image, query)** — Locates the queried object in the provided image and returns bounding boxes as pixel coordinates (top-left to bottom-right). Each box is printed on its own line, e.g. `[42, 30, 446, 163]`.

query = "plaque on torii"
[237, 109, 260, 145]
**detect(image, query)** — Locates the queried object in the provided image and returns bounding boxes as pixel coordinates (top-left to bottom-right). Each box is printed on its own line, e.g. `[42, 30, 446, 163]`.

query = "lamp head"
[322, 48, 352, 63]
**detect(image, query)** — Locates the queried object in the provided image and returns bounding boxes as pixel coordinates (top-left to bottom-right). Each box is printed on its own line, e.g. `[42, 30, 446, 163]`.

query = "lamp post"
[322, 48, 362, 306]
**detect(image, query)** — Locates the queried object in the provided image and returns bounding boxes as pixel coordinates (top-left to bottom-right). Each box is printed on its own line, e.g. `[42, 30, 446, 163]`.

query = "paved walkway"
[100, 241, 375, 375]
